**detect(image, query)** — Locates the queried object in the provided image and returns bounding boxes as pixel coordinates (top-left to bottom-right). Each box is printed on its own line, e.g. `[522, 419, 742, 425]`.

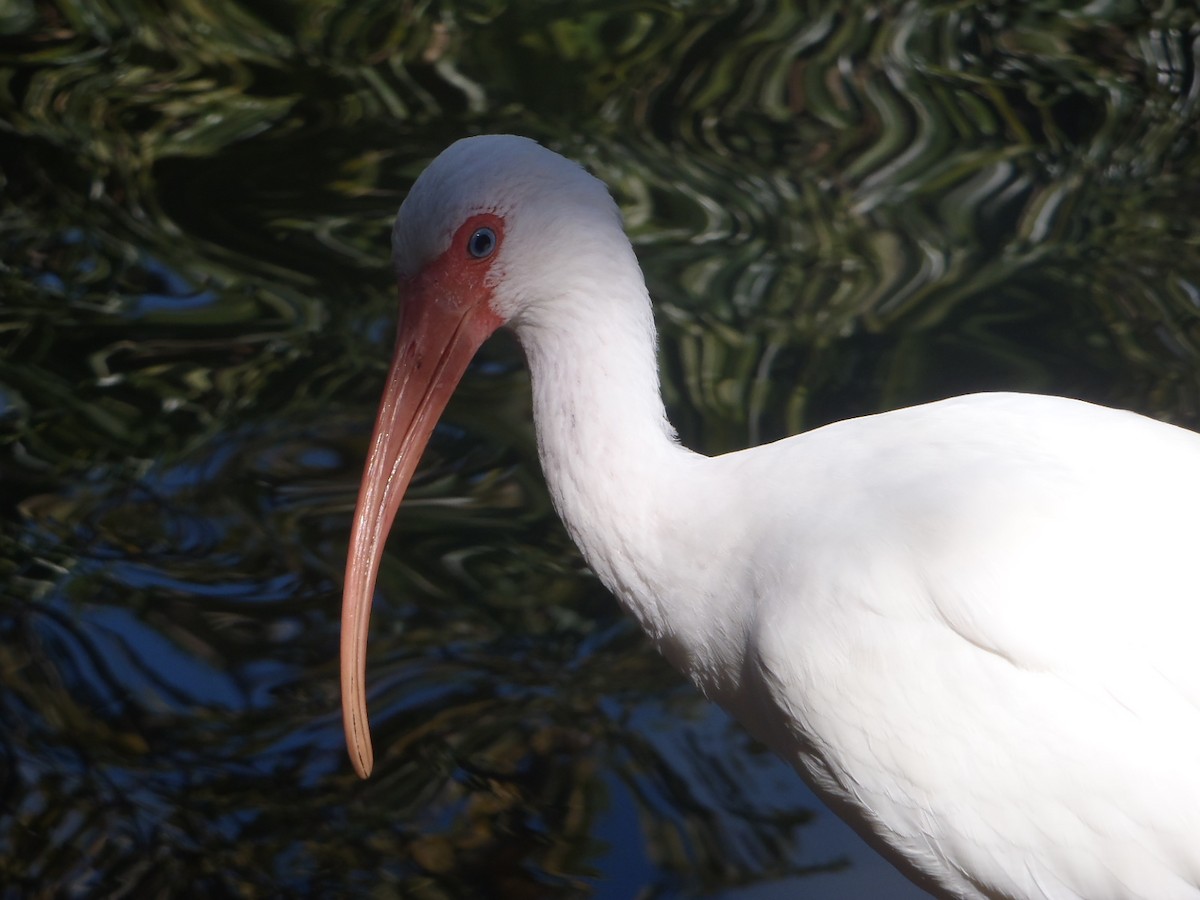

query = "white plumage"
[342, 134, 1200, 900]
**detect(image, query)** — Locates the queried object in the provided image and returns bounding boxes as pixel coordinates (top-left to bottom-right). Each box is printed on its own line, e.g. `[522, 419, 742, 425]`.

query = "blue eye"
[468, 227, 497, 258]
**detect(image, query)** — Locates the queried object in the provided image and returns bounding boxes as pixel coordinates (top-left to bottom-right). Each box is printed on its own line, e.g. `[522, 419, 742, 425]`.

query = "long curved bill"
[341, 274, 500, 778]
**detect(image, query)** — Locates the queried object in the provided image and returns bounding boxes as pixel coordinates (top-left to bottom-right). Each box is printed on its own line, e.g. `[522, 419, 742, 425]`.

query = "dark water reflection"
[3, 1, 1200, 896]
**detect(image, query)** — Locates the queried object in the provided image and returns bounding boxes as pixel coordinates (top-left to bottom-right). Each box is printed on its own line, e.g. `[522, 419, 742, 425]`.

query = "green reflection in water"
[2, 0, 1199, 896]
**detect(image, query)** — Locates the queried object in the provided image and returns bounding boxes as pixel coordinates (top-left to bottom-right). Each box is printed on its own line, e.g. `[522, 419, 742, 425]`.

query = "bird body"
[342, 134, 1200, 899]
[712, 395, 1200, 899]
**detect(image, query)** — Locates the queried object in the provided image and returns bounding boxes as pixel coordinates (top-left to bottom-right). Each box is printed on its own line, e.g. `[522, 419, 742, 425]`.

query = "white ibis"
[341, 134, 1200, 900]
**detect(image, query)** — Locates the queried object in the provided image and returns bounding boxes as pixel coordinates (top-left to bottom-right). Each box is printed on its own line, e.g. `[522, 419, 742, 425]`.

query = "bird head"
[341, 135, 622, 777]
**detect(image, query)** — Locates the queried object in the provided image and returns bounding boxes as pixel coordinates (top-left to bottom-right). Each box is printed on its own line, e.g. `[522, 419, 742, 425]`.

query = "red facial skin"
[341, 213, 505, 778]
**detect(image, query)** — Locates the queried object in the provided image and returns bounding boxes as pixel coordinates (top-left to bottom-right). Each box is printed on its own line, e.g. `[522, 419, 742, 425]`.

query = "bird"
[340, 134, 1200, 900]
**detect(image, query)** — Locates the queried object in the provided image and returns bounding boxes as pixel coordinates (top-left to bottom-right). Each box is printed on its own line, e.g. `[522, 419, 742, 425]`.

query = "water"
[2, 1, 1199, 896]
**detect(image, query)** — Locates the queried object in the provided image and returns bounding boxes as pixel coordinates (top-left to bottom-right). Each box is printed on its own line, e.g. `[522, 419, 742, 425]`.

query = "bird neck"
[512, 265, 717, 666]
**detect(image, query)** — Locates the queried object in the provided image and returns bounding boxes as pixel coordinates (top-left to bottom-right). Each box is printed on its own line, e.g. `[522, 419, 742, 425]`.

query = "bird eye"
[468, 227, 497, 259]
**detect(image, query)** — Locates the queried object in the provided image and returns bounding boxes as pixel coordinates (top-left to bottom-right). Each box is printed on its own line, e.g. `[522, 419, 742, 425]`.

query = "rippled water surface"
[3, 2, 1200, 896]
